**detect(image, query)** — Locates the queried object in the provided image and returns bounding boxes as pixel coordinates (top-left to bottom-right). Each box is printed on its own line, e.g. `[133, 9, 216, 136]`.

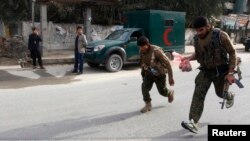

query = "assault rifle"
[220, 58, 244, 109]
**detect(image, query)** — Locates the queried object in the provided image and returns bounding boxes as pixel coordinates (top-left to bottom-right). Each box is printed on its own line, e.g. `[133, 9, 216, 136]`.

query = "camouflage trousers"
[189, 70, 231, 123]
[141, 74, 170, 102]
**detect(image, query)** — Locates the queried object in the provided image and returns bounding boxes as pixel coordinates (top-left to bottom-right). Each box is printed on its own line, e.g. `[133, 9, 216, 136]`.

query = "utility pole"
[32, 0, 36, 27]
[84, 7, 92, 41]
[40, 3, 48, 53]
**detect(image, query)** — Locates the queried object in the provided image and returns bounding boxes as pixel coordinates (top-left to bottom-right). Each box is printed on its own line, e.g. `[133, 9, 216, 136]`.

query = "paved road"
[0, 47, 249, 141]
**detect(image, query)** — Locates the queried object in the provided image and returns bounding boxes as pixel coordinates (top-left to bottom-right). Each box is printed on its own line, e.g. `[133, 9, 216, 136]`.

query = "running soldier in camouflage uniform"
[181, 16, 237, 133]
[137, 36, 175, 113]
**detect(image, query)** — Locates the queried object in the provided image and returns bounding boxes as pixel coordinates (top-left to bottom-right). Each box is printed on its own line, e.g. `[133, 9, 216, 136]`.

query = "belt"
[198, 66, 216, 72]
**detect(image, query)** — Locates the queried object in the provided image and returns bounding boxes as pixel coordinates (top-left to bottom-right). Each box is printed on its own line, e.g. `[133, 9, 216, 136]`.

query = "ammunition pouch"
[149, 67, 160, 76]
[216, 64, 229, 75]
[143, 67, 160, 77]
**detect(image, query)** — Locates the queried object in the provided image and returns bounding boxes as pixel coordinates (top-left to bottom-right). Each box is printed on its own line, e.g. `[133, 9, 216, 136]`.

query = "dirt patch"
[0, 57, 19, 66]
[0, 36, 29, 67]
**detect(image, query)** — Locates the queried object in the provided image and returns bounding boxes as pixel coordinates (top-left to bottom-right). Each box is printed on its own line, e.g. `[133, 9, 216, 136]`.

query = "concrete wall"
[22, 22, 123, 51]
[0, 20, 5, 37]
[9, 22, 239, 50]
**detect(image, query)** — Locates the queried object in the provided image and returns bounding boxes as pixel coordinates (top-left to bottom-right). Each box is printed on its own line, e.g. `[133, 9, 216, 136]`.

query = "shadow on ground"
[0, 69, 80, 89]
[0, 63, 140, 89]
[0, 106, 167, 140]
[154, 122, 209, 140]
[0, 109, 145, 140]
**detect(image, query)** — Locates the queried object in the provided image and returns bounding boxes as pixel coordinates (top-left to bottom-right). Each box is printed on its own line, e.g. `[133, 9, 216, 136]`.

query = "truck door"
[125, 31, 142, 61]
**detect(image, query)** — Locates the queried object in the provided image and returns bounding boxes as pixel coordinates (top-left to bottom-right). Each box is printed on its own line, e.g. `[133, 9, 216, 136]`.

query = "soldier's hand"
[180, 56, 188, 62]
[169, 78, 175, 86]
[225, 74, 235, 85]
[179, 58, 192, 72]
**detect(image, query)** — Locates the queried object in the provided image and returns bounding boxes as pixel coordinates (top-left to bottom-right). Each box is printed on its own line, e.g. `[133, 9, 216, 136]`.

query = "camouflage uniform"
[140, 45, 173, 102]
[190, 28, 237, 123]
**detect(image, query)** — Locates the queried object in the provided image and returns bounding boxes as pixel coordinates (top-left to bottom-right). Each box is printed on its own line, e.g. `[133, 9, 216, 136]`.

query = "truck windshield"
[105, 30, 130, 41]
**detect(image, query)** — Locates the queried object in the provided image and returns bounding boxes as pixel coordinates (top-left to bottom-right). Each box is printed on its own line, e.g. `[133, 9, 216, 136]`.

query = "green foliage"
[116, 0, 228, 27]
[0, 0, 229, 26]
[0, 0, 31, 23]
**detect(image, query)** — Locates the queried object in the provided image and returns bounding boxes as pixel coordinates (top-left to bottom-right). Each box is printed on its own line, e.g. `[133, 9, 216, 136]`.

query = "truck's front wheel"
[105, 54, 123, 72]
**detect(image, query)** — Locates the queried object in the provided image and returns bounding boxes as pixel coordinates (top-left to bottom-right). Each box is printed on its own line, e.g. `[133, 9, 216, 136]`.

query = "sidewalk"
[42, 50, 74, 64]
[0, 43, 246, 85]
[0, 44, 245, 69]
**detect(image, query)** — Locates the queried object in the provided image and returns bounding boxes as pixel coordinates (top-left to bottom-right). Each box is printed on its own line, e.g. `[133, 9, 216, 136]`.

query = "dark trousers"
[189, 70, 226, 123]
[141, 74, 170, 102]
[30, 50, 43, 67]
[74, 52, 84, 73]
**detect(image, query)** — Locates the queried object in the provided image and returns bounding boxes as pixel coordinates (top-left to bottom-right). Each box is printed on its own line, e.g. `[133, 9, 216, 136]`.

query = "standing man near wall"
[72, 26, 88, 75]
[28, 27, 45, 69]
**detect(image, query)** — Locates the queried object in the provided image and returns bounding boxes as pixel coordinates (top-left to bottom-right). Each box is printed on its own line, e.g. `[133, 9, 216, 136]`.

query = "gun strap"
[223, 81, 230, 92]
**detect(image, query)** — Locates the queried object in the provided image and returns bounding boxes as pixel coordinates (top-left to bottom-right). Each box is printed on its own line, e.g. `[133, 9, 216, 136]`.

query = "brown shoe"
[40, 66, 45, 69]
[140, 102, 152, 113]
[168, 90, 174, 103]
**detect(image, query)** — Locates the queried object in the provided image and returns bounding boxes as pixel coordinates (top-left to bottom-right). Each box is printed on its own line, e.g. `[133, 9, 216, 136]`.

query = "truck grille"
[86, 46, 94, 53]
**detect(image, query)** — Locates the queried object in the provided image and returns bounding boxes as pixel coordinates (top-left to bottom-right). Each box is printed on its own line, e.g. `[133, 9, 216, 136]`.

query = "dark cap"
[193, 16, 209, 28]
[137, 36, 149, 46]
[76, 25, 83, 30]
[32, 27, 38, 31]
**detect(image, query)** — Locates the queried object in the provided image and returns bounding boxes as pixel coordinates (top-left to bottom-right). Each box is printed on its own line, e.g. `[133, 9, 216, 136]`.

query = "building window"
[165, 20, 174, 26]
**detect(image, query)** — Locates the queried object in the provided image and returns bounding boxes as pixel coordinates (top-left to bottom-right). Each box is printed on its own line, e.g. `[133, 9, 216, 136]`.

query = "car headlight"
[94, 45, 105, 52]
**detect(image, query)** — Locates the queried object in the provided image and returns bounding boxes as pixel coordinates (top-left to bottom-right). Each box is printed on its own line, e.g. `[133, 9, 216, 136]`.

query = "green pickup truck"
[85, 10, 186, 72]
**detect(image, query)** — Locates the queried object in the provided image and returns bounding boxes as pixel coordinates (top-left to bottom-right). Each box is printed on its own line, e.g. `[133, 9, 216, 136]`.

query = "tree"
[116, 0, 228, 27]
[0, 0, 229, 26]
[178, 0, 227, 27]
[0, 0, 31, 23]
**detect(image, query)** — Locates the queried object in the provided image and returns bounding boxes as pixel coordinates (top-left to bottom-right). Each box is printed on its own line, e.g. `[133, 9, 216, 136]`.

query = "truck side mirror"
[130, 37, 137, 41]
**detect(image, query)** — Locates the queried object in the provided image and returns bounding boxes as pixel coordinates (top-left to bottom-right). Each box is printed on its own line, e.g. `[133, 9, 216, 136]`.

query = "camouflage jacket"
[140, 45, 173, 79]
[193, 28, 236, 69]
